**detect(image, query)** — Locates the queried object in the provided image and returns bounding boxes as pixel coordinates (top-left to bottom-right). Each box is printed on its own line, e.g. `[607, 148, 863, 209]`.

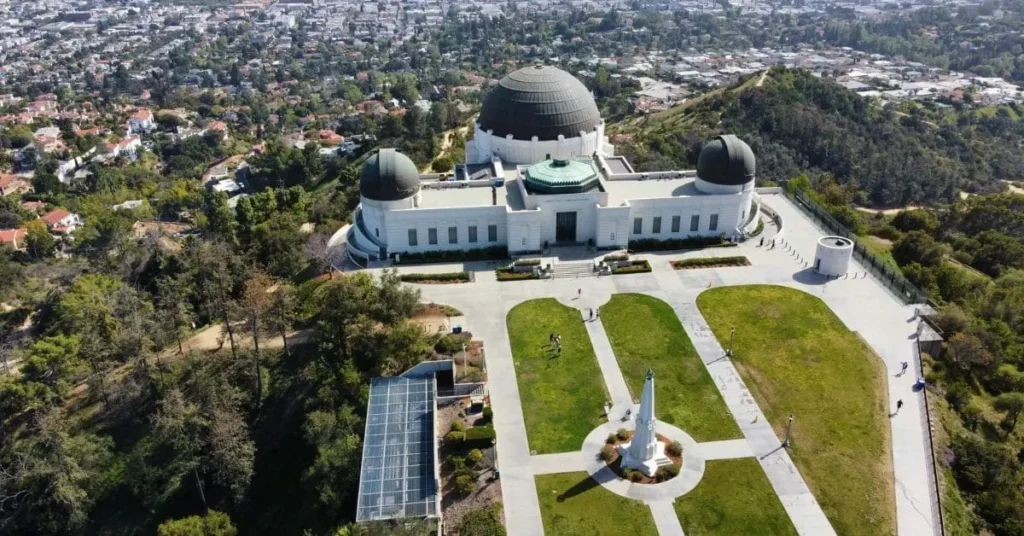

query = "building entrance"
[555, 211, 577, 243]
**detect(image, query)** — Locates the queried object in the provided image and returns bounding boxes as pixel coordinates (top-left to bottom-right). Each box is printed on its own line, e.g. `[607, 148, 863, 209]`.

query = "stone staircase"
[552, 261, 597, 279]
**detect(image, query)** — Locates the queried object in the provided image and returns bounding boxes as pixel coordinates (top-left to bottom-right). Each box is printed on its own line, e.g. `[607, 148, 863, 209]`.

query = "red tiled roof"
[0, 228, 26, 249]
[41, 209, 71, 225]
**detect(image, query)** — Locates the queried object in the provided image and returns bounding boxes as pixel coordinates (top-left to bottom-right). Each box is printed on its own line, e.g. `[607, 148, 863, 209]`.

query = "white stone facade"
[465, 122, 612, 165]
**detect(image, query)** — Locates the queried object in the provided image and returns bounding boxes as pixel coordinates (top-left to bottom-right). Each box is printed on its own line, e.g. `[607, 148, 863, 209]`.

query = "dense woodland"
[620, 67, 1024, 207]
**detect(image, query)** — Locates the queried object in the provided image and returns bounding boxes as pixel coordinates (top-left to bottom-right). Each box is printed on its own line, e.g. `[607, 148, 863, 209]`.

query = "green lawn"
[857, 234, 900, 271]
[674, 458, 796, 536]
[507, 299, 607, 453]
[697, 286, 895, 536]
[599, 294, 740, 441]
[535, 472, 657, 536]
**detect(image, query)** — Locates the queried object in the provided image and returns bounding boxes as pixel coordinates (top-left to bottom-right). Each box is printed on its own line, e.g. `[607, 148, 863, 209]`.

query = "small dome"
[359, 148, 420, 201]
[696, 135, 756, 186]
[478, 65, 602, 142]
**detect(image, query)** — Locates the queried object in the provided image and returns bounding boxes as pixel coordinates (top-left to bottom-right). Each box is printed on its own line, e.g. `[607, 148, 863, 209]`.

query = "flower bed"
[400, 271, 473, 283]
[671, 256, 751, 270]
[611, 259, 652, 274]
[600, 430, 683, 484]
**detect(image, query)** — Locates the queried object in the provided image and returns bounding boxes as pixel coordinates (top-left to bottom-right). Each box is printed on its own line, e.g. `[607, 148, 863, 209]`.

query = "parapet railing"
[786, 188, 928, 304]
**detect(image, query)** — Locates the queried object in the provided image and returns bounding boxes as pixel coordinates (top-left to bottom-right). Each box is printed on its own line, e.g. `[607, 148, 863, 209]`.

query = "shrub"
[603, 253, 629, 262]
[656, 464, 680, 480]
[672, 256, 750, 269]
[481, 406, 493, 424]
[450, 421, 465, 433]
[446, 431, 466, 443]
[395, 246, 508, 265]
[611, 260, 652, 274]
[513, 258, 541, 266]
[665, 440, 683, 457]
[463, 425, 496, 448]
[454, 474, 476, 496]
[496, 268, 539, 281]
[433, 155, 455, 171]
[616, 428, 630, 441]
[456, 504, 506, 536]
[436, 332, 472, 354]
[467, 449, 484, 467]
[606, 433, 618, 445]
[628, 235, 734, 252]
[626, 470, 644, 482]
[600, 444, 617, 462]
[399, 271, 471, 283]
[447, 455, 467, 471]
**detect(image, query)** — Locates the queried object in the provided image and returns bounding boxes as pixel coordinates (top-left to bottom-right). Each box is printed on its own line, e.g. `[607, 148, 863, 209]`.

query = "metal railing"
[787, 188, 929, 304]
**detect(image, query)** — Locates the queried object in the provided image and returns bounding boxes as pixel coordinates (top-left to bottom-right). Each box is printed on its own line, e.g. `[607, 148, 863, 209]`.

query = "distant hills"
[611, 67, 1024, 207]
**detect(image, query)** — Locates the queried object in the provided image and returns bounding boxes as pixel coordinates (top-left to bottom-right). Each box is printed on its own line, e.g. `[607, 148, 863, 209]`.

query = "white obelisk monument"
[618, 369, 671, 476]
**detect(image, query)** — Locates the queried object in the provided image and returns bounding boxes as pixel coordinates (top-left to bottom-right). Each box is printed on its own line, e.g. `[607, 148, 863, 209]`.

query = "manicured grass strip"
[535, 472, 657, 536]
[600, 294, 740, 441]
[507, 299, 607, 453]
[697, 285, 895, 536]
[674, 458, 796, 536]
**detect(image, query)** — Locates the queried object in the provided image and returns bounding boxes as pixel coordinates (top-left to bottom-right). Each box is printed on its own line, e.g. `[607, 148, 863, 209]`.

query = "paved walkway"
[649, 500, 685, 536]
[531, 452, 587, 476]
[694, 439, 755, 461]
[583, 317, 634, 421]
[390, 193, 939, 536]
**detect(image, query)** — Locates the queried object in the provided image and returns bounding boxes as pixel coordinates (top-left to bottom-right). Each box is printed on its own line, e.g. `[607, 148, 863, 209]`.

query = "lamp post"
[783, 413, 794, 447]
[462, 343, 468, 372]
[726, 328, 735, 357]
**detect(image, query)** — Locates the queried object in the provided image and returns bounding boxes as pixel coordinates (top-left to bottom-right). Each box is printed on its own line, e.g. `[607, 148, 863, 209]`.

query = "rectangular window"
[468, 226, 478, 243]
[633, 218, 642, 235]
[690, 214, 700, 232]
[709, 214, 719, 232]
[448, 226, 458, 244]
[671, 215, 681, 233]
[428, 228, 437, 245]
[652, 216, 662, 234]
[488, 224, 498, 242]
[408, 228, 418, 246]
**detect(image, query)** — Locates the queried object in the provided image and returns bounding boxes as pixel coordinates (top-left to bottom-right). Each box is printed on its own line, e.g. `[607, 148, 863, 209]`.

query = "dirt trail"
[422, 126, 471, 172]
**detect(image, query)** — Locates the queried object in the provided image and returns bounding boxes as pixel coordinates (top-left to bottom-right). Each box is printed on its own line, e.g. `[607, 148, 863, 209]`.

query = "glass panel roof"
[355, 377, 439, 523]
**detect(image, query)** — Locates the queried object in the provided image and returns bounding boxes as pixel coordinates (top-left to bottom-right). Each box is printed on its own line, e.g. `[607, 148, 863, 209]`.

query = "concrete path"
[584, 317, 635, 421]
[694, 439, 755, 461]
[649, 500, 685, 536]
[531, 452, 587, 476]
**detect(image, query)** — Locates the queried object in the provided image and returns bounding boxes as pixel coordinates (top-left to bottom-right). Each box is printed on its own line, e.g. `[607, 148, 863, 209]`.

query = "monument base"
[617, 440, 671, 477]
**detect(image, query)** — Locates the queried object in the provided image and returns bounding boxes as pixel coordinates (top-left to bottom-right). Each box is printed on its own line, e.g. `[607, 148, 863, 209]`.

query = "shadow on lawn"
[556, 467, 617, 502]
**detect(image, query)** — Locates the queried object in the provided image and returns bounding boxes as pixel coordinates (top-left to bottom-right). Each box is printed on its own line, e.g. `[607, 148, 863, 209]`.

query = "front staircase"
[551, 261, 597, 279]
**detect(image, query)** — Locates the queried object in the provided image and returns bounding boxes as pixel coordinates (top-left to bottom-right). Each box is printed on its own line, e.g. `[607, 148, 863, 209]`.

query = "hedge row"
[496, 266, 540, 281]
[395, 246, 508, 264]
[399, 271, 472, 283]
[628, 236, 736, 252]
[514, 258, 541, 266]
[611, 260, 652, 274]
[448, 425, 496, 449]
[603, 253, 629, 262]
[671, 256, 751, 269]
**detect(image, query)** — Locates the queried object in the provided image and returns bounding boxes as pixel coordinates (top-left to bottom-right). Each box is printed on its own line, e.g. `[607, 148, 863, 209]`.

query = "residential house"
[127, 108, 155, 134]
[41, 208, 82, 235]
[0, 228, 26, 251]
[0, 174, 32, 196]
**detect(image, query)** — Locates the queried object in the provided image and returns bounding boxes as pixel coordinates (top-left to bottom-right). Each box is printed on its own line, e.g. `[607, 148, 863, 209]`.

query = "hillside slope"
[612, 67, 1024, 207]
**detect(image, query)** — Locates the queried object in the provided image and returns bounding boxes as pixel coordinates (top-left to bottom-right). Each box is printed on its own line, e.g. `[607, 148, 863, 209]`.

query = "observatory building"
[337, 65, 762, 265]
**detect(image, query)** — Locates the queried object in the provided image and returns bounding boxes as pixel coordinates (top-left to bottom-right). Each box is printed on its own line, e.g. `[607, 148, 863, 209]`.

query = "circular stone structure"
[358, 148, 421, 202]
[478, 65, 602, 141]
[524, 158, 600, 194]
[814, 235, 854, 276]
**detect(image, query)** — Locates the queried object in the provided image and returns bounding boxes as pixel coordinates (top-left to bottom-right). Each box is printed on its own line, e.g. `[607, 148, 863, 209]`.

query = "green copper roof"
[524, 158, 600, 194]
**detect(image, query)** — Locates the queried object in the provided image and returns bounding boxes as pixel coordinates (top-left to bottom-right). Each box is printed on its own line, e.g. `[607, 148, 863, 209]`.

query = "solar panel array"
[355, 376, 439, 523]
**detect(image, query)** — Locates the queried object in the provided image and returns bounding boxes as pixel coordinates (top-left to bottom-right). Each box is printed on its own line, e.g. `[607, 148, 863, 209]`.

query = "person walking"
[577, 288, 582, 298]
[557, 345, 562, 356]
[549, 333, 555, 344]
[894, 399, 904, 416]
[900, 361, 909, 376]
[760, 236, 765, 247]
[589, 309, 594, 321]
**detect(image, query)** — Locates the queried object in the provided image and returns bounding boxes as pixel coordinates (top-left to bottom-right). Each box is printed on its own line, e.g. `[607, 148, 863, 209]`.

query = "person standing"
[589, 309, 594, 321]
[900, 361, 909, 376]
[894, 399, 904, 416]
[578, 288, 582, 298]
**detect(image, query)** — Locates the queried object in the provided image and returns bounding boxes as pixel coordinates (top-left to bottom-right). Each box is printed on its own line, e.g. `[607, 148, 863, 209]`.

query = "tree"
[892, 210, 939, 233]
[205, 405, 254, 503]
[305, 230, 340, 280]
[157, 510, 238, 536]
[893, 231, 945, 268]
[994, 392, 1024, 434]
[23, 220, 55, 259]
[30, 171, 63, 195]
[157, 275, 195, 355]
[153, 389, 209, 510]
[241, 271, 275, 408]
[947, 332, 994, 373]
